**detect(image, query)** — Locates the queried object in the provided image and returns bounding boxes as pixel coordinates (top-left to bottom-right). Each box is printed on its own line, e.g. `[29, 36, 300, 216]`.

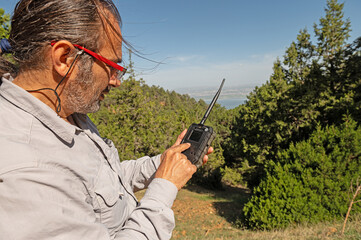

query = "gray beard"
[64, 56, 102, 114]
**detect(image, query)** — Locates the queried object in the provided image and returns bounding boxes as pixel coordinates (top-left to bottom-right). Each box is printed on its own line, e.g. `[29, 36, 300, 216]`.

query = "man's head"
[9, 0, 126, 114]
[10, 0, 122, 71]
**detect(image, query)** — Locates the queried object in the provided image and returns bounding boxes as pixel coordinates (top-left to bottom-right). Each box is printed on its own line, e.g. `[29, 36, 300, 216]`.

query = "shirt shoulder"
[0, 93, 34, 139]
[0, 96, 38, 174]
[0, 137, 38, 175]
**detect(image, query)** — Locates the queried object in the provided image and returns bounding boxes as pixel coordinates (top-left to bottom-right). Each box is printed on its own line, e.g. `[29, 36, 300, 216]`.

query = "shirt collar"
[0, 76, 77, 144]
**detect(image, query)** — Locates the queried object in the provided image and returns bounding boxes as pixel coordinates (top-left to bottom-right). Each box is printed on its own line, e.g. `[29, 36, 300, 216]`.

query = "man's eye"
[110, 67, 117, 73]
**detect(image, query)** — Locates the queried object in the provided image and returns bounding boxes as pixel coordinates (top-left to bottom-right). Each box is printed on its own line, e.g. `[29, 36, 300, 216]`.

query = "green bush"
[242, 119, 361, 230]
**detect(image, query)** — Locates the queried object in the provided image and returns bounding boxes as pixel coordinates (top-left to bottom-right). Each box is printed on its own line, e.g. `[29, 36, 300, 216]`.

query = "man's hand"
[155, 130, 214, 190]
[155, 143, 196, 190]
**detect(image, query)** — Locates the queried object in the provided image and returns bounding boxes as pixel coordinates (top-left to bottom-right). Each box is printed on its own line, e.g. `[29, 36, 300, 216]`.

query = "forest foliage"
[0, 8, 10, 39]
[89, 57, 234, 188]
[90, 0, 361, 229]
[1, 0, 361, 231]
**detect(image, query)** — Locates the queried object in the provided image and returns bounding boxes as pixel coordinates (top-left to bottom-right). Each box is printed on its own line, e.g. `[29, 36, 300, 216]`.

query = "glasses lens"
[116, 68, 127, 80]
[110, 66, 127, 81]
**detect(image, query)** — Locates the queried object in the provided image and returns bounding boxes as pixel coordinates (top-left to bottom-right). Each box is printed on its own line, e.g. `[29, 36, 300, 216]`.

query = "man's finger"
[172, 129, 187, 147]
[203, 155, 208, 165]
[171, 142, 191, 153]
[207, 147, 214, 155]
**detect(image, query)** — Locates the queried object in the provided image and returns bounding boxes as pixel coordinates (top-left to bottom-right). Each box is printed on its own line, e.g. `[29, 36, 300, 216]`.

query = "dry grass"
[136, 185, 361, 240]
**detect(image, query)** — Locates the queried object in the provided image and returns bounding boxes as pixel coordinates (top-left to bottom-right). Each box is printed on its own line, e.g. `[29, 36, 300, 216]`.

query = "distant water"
[204, 98, 246, 109]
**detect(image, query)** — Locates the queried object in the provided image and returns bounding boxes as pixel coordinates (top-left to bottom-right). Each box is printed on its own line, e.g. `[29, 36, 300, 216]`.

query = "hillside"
[135, 185, 361, 240]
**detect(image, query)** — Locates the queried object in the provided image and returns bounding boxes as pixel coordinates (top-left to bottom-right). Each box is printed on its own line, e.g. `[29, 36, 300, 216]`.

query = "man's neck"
[13, 70, 74, 122]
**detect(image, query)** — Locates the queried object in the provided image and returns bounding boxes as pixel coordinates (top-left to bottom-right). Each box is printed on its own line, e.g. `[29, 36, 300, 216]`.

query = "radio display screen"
[189, 129, 203, 142]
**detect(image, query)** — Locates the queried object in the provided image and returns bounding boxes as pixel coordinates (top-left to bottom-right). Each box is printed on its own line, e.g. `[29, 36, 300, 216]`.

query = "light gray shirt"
[0, 75, 178, 240]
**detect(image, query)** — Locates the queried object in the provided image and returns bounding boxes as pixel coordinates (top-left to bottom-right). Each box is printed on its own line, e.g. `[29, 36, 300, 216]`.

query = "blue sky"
[1, 0, 361, 91]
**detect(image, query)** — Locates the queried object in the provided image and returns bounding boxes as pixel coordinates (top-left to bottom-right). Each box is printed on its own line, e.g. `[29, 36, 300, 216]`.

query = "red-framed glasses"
[50, 41, 127, 80]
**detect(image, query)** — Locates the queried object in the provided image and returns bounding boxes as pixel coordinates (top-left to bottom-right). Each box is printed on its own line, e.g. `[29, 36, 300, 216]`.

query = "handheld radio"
[181, 78, 225, 168]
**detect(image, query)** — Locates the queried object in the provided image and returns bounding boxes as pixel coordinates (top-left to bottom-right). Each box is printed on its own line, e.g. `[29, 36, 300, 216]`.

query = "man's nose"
[109, 76, 121, 87]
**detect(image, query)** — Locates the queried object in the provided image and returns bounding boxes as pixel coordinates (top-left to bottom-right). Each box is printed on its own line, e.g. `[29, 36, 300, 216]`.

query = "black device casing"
[181, 123, 216, 168]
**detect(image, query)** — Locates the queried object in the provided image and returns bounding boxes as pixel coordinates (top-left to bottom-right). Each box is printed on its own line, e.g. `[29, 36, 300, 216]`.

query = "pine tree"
[227, 0, 355, 188]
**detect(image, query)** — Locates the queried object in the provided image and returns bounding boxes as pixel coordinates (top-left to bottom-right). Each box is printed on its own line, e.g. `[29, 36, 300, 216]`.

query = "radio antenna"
[199, 78, 225, 125]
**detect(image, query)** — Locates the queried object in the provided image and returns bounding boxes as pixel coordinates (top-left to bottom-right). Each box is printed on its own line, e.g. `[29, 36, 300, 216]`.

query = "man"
[0, 0, 212, 239]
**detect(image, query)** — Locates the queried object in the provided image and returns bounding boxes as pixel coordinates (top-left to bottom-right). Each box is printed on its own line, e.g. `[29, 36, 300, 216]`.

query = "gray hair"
[0, 0, 123, 77]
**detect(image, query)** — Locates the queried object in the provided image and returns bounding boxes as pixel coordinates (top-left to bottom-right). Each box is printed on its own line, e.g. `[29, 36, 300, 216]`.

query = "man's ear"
[51, 40, 78, 77]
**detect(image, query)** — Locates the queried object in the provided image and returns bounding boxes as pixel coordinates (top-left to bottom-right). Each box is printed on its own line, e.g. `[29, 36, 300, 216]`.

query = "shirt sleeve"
[118, 154, 162, 191]
[116, 178, 178, 240]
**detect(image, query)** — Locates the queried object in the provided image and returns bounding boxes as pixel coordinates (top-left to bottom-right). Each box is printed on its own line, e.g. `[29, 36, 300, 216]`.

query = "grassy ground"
[136, 185, 361, 240]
